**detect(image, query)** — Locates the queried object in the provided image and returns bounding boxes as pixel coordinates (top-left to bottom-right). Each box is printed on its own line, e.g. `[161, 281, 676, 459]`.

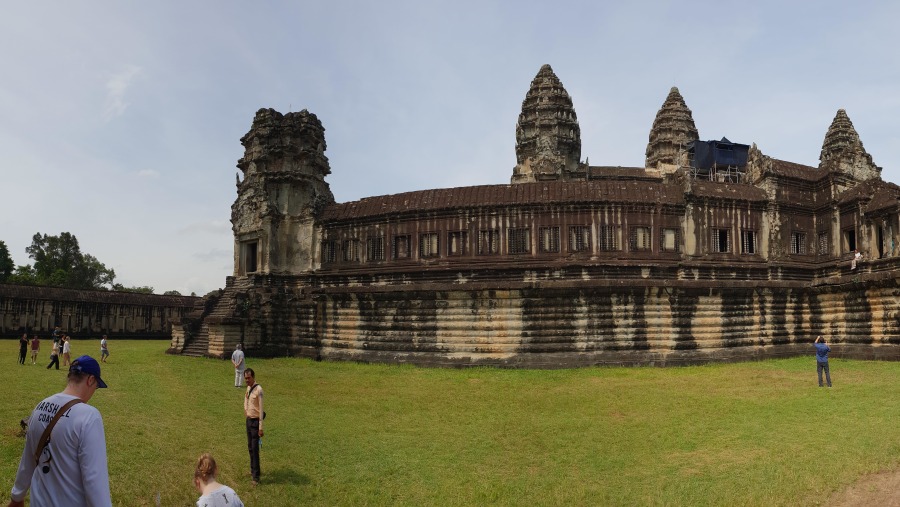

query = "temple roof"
[322, 180, 684, 222]
[770, 159, 823, 181]
[690, 180, 768, 202]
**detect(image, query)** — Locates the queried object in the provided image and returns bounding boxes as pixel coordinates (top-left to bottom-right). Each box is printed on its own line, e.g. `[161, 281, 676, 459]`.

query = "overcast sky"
[3, 1, 900, 295]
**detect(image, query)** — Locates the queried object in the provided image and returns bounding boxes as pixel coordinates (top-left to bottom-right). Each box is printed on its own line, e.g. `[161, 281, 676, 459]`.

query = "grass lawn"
[2, 340, 899, 506]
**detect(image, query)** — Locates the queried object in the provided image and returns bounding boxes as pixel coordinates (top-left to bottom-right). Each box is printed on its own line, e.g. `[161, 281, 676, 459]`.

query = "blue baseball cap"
[70, 355, 108, 388]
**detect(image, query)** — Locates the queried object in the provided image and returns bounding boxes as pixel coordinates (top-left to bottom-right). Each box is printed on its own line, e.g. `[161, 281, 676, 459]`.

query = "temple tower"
[511, 64, 583, 183]
[819, 109, 880, 181]
[645, 87, 699, 172]
[231, 108, 334, 276]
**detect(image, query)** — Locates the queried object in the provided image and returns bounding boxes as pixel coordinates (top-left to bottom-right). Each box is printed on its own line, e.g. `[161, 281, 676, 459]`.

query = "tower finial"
[646, 87, 699, 170]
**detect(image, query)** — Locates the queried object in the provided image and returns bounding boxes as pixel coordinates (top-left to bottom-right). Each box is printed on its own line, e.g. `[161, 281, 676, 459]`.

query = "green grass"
[2, 340, 899, 506]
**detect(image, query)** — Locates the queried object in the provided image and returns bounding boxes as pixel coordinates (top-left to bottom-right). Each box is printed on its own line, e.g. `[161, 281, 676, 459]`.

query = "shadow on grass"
[265, 467, 310, 485]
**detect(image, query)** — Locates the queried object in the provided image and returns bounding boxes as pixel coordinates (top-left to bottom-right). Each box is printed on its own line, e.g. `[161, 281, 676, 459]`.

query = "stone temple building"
[170, 64, 900, 366]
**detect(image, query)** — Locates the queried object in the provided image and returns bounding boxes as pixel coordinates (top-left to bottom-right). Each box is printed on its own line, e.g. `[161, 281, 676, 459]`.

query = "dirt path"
[828, 468, 900, 507]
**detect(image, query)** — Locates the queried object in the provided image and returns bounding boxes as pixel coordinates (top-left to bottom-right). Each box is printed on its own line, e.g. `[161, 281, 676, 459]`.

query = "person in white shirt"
[61, 336, 72, 366]
[194, 453, 244, 507]
[9, 355, 112, 507]
[231, 344, 245, 387]
[100, 335, 109, 363]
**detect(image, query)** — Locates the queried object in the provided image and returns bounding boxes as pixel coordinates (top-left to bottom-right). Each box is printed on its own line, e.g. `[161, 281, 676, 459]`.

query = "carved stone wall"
[1, 283, 196, 339]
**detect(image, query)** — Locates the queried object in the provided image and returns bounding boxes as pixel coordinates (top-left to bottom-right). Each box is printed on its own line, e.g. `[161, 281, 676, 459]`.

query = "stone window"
[393, 235, 412, 260]
[420, 232, 439, 258]
[539, 227, 560, 253]
[790, 232, 807, 255]
[713, 228, 731, 253]
[817, 231, 829, 255]
[366, 237, 385, 262]
[570, 225, 592, 252]
[241, 241, 258, 274]
[630, 226, 651, 251]
[321, 240, 337, 264]
[478, 230, 500, 255]
[448, 231, 467, 256]
[598, 226, 618, 252]
[508, 228, 531, 255]
[740, 230, 756, 254]
[660, 228, 680, 252]
[843, 228, 856, 253]
[342, 239, 359, 262]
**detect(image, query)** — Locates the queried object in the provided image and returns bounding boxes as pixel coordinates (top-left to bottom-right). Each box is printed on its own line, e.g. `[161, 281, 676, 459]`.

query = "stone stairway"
[180, 323, 210, 357]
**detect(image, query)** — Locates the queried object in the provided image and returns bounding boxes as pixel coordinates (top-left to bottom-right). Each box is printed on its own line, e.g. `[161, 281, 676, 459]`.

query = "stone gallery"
[170, 64, 900, 367]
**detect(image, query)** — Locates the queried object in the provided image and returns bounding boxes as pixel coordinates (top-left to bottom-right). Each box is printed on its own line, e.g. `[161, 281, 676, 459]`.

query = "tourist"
[100, 335, 109, 363]
[62, 335, 72, 367]
[18, 333, 28, 365]
[9, 355, 111, 507]
[851, 249, 863, 270]
[46, 339, 60, 370]
[243, 368, 264, 486]
[194, 453, 244, 507]
[231, 344, 245, 387]
[52, 326, 60, 344]
[814, 335, 832, 388]
[30, 335, 40, 365]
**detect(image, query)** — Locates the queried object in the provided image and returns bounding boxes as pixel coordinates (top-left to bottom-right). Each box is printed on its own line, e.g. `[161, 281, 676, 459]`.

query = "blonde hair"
[194, 453, 218, 482]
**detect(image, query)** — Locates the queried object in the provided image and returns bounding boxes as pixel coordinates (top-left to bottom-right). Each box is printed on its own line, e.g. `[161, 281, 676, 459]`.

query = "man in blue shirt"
[814, 335, 832, 387]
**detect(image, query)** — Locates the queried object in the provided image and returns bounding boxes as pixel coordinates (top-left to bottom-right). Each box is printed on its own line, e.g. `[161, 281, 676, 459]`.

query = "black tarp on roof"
[688, 138, 750, 169]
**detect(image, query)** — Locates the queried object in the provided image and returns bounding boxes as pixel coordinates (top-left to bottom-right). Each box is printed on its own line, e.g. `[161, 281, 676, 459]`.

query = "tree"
[163, 290, 182, 296]
[25, 232, 116, 290]
[112, 284, 154, 294]
[0, 240, 13, 282]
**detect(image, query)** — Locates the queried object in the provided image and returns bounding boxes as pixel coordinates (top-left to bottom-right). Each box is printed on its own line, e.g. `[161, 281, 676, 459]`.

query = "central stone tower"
[511, 64, 583, 183]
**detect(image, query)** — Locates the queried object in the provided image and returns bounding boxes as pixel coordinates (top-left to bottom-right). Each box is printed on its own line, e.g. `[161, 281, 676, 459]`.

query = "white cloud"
[103, 65, 142, 121]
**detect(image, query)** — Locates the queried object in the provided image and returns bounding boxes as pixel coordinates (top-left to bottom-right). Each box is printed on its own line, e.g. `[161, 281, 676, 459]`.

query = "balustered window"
[342, 239, 359, 262]
[661, 228, 680, 252]
[321, 240, 337, 263]
[598, 226, 618, 251]
[508, 228, 531, 255]
[420, 232, 439, 258]
[630, 226, 652, 251]
[366, 236, 385, 262]
[448, 231, 467, 256]
[478, 230, 500, 255]
[790, 232, 807, 255]
[539, 227, 560, 253]
[570, 225, 593, 252]
[740, 230, 756, 254]
[713, 228, 731, 253]
[392, 235, 412, 260]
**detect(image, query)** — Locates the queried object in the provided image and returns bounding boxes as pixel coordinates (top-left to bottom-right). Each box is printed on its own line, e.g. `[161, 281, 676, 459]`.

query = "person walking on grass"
[243, 368, 264, 486]
[194, 453, 244, 507]
[100, 335, 109, 363]
[231, 344, 245, 387]
[9, 356, 112, 507]
[30, 335, 40, 365]
[815, 335, 833, 388]
[18, 333, 28, 365]
[46, 340, 60, 370]
[62, 336, 71, 367]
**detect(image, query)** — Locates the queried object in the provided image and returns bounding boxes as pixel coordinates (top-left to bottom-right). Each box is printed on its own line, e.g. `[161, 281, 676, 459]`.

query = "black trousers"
[246, 417, 261, 481]
[47, 354, 59, 369]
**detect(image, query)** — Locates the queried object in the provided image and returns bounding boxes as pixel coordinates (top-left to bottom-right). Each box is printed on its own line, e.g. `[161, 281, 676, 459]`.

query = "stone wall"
[0, 283, 197, 339]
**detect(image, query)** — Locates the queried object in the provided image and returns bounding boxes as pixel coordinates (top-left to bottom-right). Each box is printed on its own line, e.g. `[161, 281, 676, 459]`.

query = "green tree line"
[0, 233, 188, 295]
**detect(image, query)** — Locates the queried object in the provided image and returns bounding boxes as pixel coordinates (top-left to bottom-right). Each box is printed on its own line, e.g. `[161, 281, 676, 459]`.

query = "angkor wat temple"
[170, 64, 900, 366]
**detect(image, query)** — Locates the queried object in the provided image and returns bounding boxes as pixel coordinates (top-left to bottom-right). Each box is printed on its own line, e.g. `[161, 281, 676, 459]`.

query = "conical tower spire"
[511, 64, 583, 183]
[819, 109, 879, 180]
[645, 87, 699, 170]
